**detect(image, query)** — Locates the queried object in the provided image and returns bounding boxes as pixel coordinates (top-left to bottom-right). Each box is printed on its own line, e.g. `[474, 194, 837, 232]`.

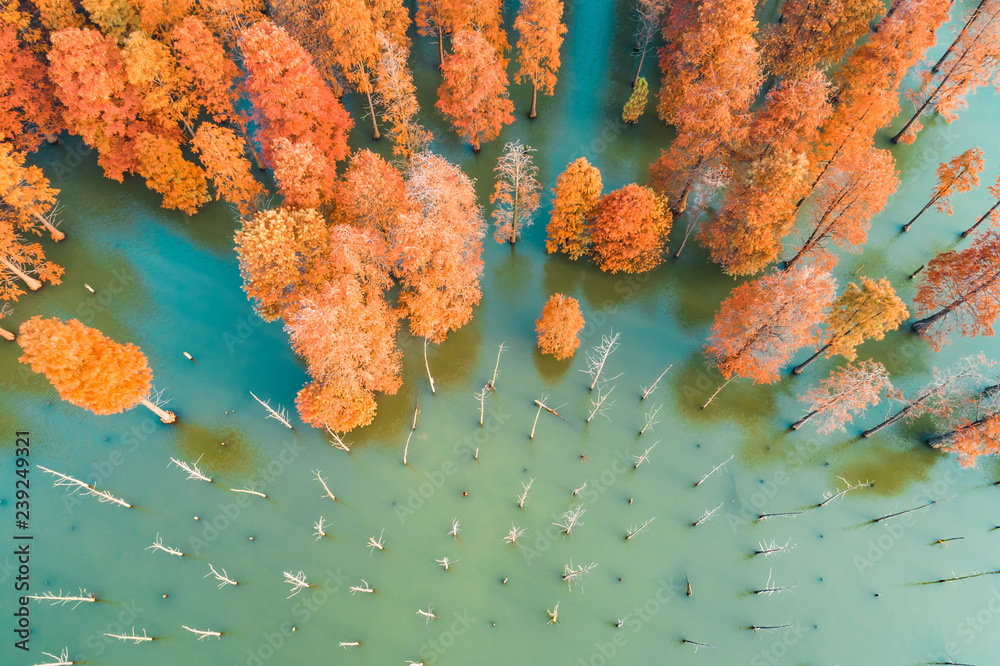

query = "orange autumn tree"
[288, 225, 402, 433]
[911, 228, 1000, 350]
[792, 277, 908, 374]
[761, 0, 884, 79]
[271, 138, 332, 210]
[0, 141, 63, 241]
[902, 147, 985, 232]
[374, 35, 433, 160]
[234, 207, 331, 322]
[395, 152, 485, 392]
[798, 0, 950, 209]
[651, 0, 761, 212]
[928, 387, 1000, 467]
[415, 0, 465, 68]
[239, 21, 353, 187]
[17, 316, 175, 423]
[491, 141, 541, 245]
[136, 131, 210, 215]
[513, 0, 567, 118]
[330, 148, 414, 253]
[590, 184, 671, 274]
[784, 143, 898, 271]
[436, 30, 514, 152]
[703, 265, 836, 407]
[791, 359, 893, 433]
[0, 23, 61, 152]
[545, 157, 602, 260]
[191, 122, 263, 216]
[47, 28, 143, 182]
[322, 0, 387, 139]
[892, 0, 1000, 144]
[0, 220, 63, 299]
[699, 70, 831, 275]
[536, 293, 584, 360]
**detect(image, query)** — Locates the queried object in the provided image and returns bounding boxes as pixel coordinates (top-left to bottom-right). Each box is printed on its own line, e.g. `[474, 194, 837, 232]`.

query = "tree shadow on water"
[533, 346, 575, 385]
[669, 351, 778, 433]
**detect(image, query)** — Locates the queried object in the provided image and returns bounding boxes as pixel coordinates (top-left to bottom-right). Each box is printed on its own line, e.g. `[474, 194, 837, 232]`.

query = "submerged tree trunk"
[790, 409, 819, 430]
[0, 326, 14, 341]
[902, 196, 939, 232]
[0, 257, 42, 290]
[529, 82, 538, 119]
[437, 27, 445, 69]
[423, 338, 436, 394]
[36, 214, 65, 242]
[140, 398, 176, 424]
[365, 88, 381, 140]
[634, 48, 647, 88]
[861, 404, 913, 438]
[962, 199, 1000, 237]
[701, 378, 733, 410]
[930, 0, 987, 73]
[792, 343, 831, 375]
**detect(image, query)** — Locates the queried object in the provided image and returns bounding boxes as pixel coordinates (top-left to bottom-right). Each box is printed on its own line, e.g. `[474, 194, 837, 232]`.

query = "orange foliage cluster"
[545, 157, 602, 260]
[436, 30, 514, 152]
[913, 228, 1000, 350]
[591, 184, 671, 274]
[536, 293, 584, 360]
[17, 316, 152, 415]
[705, 266, 836, 384]
[514, 0, 566, 118]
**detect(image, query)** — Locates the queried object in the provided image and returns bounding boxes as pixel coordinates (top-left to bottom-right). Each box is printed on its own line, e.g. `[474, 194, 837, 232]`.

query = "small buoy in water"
[183, 351, 194, 361]
[84, 284, 95, 293]
[618, 577, 623, 582]
[194, 516, 200, 521]
[162, 594, 168, 599]
[491, 622, 496, 627]
[292, 627, 297, 632]
[249, 537, 254, 541]
[874, 593, 880, 597]
[462, 491, 468, 497]
[220, 442, 226, 446]
[686, 580, 692, 597]
[502, 578, 508, 585]
[628, 498, 633, 505]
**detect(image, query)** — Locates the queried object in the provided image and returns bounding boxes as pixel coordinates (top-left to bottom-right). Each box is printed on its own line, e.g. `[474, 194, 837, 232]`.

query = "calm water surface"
[3, 1, 1000, 664]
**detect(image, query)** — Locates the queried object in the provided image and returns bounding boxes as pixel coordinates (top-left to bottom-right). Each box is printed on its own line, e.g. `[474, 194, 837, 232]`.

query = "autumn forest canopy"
[4, 0, 1000, 468]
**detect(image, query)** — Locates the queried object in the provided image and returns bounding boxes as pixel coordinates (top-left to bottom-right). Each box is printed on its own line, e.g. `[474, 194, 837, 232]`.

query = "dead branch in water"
[436, 556, 456, 570]
[350, 580, 375, 594]
[104, 628, 153, 643]
[870, 497, 951, 524]
[562, 561, 597, 591]
[755, 538, 796, 557]
[581, 331, 621, 391]
[504, 523, 525, 545]
[324, 426, 351, 451]
[694, 454, 734, 487]
[229, 487, 267, 498]
[448, 517, 461, 539]
[404, 400, 420, 463]
[169, 455, 212, 483]
[489, 342, 506, 390]
[367, 528, 385, 554]
[632, 441, 659, 469]
[814, 477, 872, 508]
[751, 569, 798, 595]
[554, 505, 586, 535]
[147, 533, 184, 557]
[27, 590, 96, 609]
[182, 626, 222, 640]
[572, 481, 587, 497]
[625, 517, 655, 541]
[917, 569, 1000, 585]
[283, 571, 311, 598]
[416, 605, 437, 623]
[641, 364, 672, 400]
[638, 403, 661, 434]
[517, 478, 535, 509]
[250, 391, 293, 429]
[587, 384, 616, 423]
[755, 510, 810, 523]
[313, 470, 336, 501]
[681, 638, 717, 652]
[748, 624, 792, 632]
[37, 465, 132, 508]
[313, 516, 329, 540]
[205, 564, 238, 588]
[692, 503, 723, 526]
